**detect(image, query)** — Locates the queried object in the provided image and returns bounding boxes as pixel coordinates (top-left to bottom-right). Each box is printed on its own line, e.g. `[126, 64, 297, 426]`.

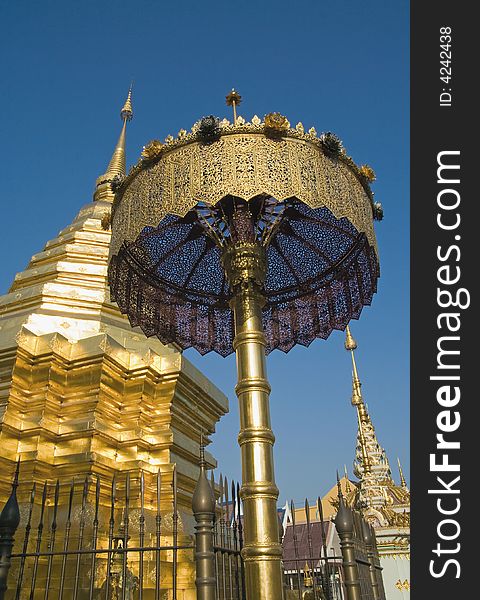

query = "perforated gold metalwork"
[110, 133, 376, 257]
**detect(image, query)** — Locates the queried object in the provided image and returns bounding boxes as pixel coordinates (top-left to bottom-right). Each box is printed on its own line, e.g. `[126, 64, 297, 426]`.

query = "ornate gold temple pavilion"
[0, 89, 228, 507]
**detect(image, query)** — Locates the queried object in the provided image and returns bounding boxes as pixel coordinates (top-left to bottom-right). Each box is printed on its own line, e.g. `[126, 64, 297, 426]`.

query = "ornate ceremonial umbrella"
[108, 94, 381, 600]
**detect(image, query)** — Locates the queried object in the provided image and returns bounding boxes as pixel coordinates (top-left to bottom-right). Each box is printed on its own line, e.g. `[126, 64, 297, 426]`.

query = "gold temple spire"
[345, 325, 373, 477]
[397, 457, 408, 488]
[345, 324, 399, 498]
[341, 328, 410, 550]
[94, 86, 134, 202]
[104, 86, 133, 177]
[346, 326, 369, 424]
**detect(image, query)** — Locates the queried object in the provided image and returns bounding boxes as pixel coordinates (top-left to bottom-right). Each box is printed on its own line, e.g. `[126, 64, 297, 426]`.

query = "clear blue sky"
[1, 0, 409, 504]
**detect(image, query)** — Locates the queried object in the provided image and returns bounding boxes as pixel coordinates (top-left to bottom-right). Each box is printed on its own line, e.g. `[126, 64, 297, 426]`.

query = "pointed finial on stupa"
[121, 83, 133, 121]
[397, 457, 408, 488]
[94, 86, 134, 202]
[104, 87, 134, 177]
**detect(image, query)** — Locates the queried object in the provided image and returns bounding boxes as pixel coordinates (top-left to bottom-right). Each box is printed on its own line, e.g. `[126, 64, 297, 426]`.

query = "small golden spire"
[345, 325, 372, 477]
[94, 87, 134, 202]
[398, 457, 408, 488]
[105, 87, 134, 178]
[226, 88, 242, 125]
[121, 84, 133, 121]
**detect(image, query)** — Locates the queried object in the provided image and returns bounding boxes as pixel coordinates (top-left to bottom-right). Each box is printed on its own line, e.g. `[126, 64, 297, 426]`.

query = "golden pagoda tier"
[0, 89, 228, 513]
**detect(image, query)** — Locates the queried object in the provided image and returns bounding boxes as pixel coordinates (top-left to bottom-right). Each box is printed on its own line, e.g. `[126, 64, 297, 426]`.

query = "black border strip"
[411, 2, 474, 596]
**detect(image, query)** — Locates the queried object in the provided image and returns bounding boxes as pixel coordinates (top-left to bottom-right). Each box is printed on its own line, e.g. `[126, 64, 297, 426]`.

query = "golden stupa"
[0, 87, 227, 522]
[0, 89, 231, 598]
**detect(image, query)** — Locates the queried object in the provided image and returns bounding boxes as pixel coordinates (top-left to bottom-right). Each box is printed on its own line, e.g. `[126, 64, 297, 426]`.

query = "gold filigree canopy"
[110, 122, 377, 257]
[108, 112, 381, 356]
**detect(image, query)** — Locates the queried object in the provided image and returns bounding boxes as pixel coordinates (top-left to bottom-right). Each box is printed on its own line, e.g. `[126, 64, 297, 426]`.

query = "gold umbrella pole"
[223, 243, 284, 600]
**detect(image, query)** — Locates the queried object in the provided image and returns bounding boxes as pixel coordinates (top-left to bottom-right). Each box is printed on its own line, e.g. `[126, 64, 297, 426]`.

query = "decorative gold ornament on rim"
[360, 164, 376, 182]
[141, 139, 164, 160]
[264, 111, 290, 132]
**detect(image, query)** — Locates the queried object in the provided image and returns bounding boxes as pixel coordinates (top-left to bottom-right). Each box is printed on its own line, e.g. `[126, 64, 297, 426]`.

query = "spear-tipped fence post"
[333, 474, 361, 600]
[0, 461, 21, 600]
[192, 435, 216, 600]
[317, 496, 332, 600]
[362, 519, 380, 600]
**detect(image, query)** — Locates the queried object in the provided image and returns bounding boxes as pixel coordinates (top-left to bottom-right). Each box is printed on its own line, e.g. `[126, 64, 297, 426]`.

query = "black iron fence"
[283, 498, 342, 600]
[1, 464, 384, 600]
[282, 492, 385, 600]
[212, 476, 245, 600]
[0, 462, 245, 600]
[1, 467, 191, 600]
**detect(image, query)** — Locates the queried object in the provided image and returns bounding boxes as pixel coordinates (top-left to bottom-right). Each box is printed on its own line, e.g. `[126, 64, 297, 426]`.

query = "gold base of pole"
[223, 243, 284, 600]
